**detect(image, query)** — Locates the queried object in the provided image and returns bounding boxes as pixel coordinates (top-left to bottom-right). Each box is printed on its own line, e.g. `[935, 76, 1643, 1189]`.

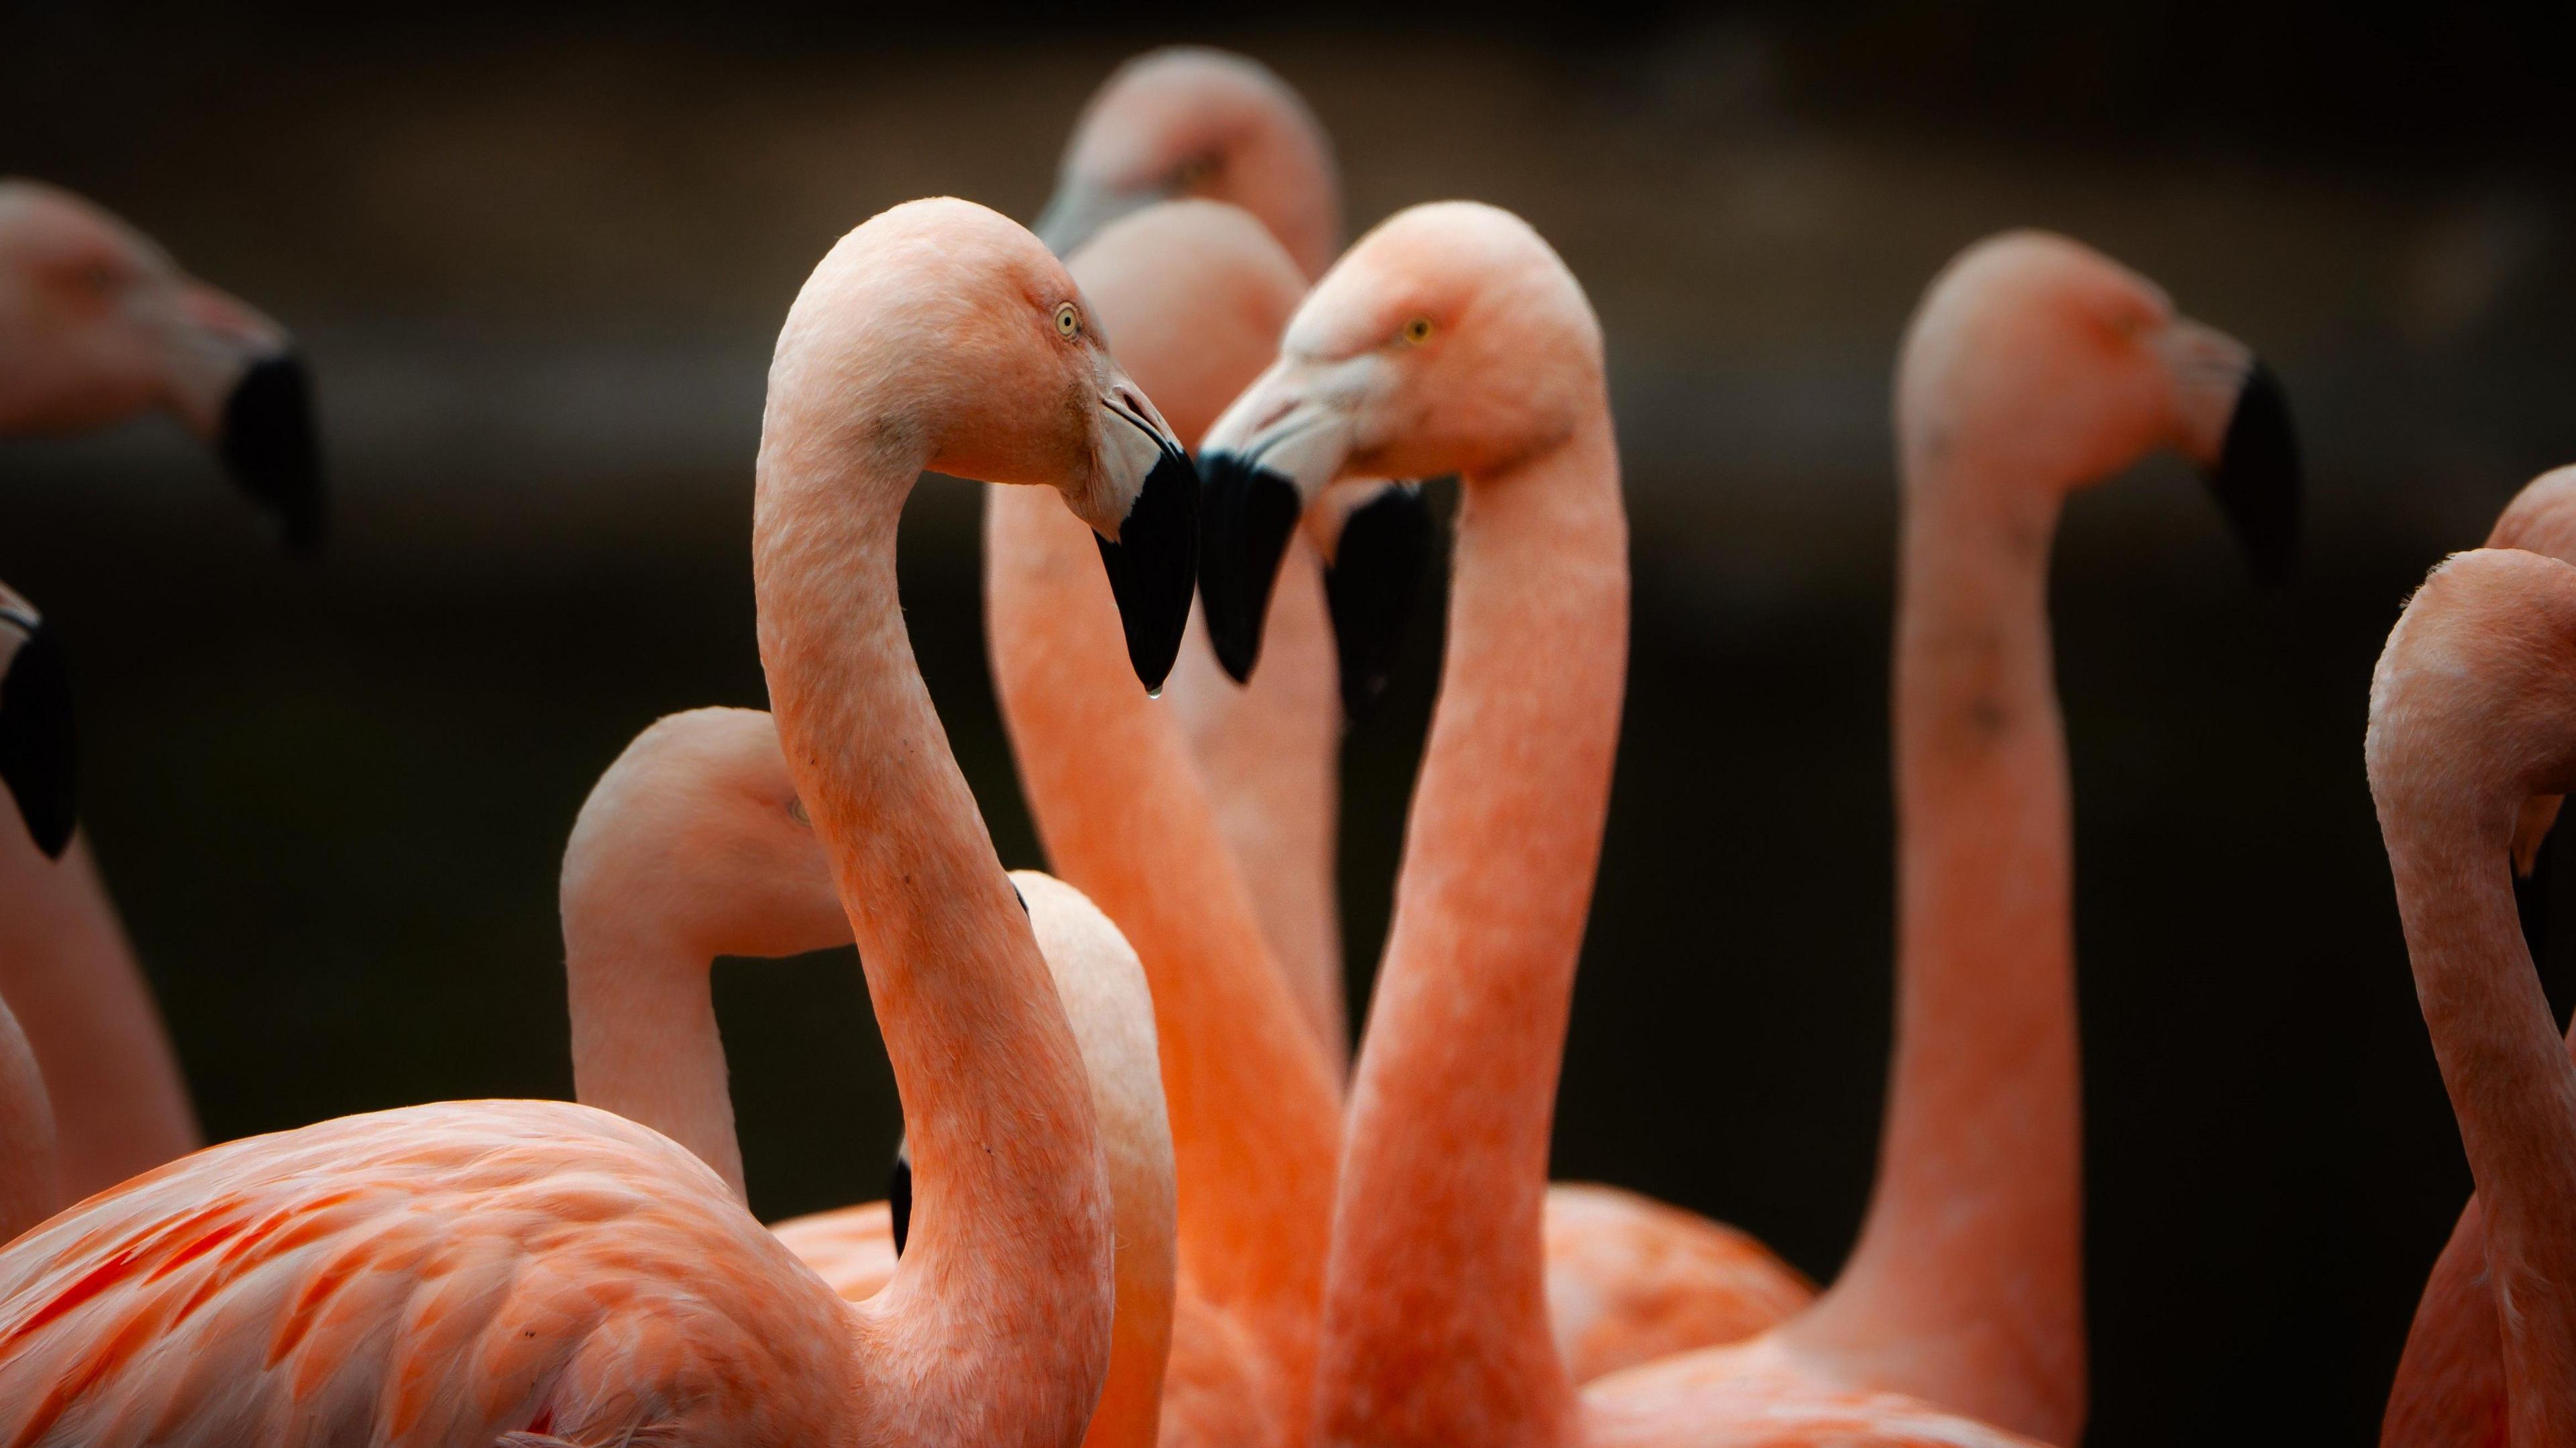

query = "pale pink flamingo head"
[1896, 229, 2298, 581]
[1193, 200, 1601, 678]
[1036, 47, 1340, 282]
[561, 706, 849, 963]
[0, 580, 73, 860]
[0, 180, 325, 550]
[767, 197, 1200, 685]
[2369, 547, 2576, 848]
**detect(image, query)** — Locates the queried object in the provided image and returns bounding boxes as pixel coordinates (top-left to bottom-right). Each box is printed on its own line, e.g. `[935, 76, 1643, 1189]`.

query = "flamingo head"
[0, 582, 73, 861]
[773, 198, 1201, 689]
[0, 180, 325, 551]
[1897, 229, 2299, 585]
[1195, 200, 1602, 682]
[563, 707, 850, 964]
[1035, 47, 1340, 283]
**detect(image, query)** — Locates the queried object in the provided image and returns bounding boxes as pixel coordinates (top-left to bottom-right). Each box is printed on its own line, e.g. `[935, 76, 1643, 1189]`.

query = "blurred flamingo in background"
[557, 705, 1182, 1448]
[0, 177, 329, 1200]
[2380, 464, 2576, 1448]
[0, 580, 68, 1239]
[0, 196, 1196, 1446]
[1197, 211, 2293, 1444]
[2370, 547, 2576, 1448]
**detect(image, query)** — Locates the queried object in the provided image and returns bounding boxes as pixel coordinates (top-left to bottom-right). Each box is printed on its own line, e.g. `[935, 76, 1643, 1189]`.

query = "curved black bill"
[2520, 818, 2558, 964]
[888, 1138, 913, 1257]
[1094, 441, 1200, 692]
[219, 352, 327, 553]
[1033, 182, 1157, 261]
[1325, 483, 1434, 722]
[1196, 451, 1303, 683]
[2202, 359, 2298, 588]
[0, 614, 76, 860]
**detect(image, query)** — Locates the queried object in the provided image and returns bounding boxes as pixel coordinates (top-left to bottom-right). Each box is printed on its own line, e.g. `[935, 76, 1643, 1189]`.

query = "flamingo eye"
[1400, 317, 1434, 346]
[1055, 302, 1082, 339]
[786, 796, 810, 827]
[1171, 154, 1216, 191]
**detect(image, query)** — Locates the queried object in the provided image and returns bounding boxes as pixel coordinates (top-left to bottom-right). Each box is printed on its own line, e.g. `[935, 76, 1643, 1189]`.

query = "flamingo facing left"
[2370, 547, 2576, 1447]
[0, 195, 1199, 1447]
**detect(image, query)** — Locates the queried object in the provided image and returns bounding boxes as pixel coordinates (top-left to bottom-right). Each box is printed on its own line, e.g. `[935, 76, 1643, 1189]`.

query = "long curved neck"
[1312, 416, 1625, 1448]
[1794, 445, 2086, 1441]
[1167, 540, 1350, 1076]
[756, 427, 1111, 1444]
[0, 834, 198, 1198]
[0, 994, 58, 1242]
[564, 897, 744, 1201]
[985, 485, 1342, 1427]
[2387, 801, 2576, 1447]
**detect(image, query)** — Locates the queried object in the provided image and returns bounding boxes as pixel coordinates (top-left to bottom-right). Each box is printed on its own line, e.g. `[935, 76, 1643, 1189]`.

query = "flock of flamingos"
[0, 41, 2564, 1448]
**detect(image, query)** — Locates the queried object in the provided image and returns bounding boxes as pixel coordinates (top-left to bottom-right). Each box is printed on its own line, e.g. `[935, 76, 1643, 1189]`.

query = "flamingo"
[0, 176, 330, 1199]
[1197, 213, 2294, 1445]
[557, 704, 1185, 1448]
[2381, 464, 2576, 1447]
[1034, 46, 1388, 1073]
[0, 195, 1199, 1445]
[2369, 547, 2576, 1448]
[0, 583, 67, 1240]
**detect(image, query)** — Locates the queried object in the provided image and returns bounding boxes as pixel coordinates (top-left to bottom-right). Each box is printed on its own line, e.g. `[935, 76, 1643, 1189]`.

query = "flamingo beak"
[1197, 376, 1360, 683]
[0, 610, 75, 861]
[218, 352, 327, 554]
[2201, 360, 2299, 587]
[888, 1139, 914, 1258]
[1034, 178, 1159, 261]
[1322, 482, 1434, 721]
[1094, 395, 1201, 692]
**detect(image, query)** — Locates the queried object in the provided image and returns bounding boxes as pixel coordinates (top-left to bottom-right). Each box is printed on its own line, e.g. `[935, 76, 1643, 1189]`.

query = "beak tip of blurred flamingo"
[218, 352, 327, 554]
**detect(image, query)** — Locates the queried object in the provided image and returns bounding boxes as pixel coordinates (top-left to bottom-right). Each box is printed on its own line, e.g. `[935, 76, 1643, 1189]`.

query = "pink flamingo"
[1197, 213, 2294, 1445]
[2369, 546, 2576, 1448]
[0, 195, 1197, 1445]
[0, 583, 66, 1240]
[558, 704, 1185, 1448]
[1036, 46, 1372, 1072]
[1034, 52, 1817, 1381]
[0, 176, 329, 1199]
[2381, 464, 2576, 1447]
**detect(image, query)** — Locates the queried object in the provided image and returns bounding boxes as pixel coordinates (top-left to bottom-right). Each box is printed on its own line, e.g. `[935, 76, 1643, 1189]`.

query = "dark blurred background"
[10, 3, 2576, 1439]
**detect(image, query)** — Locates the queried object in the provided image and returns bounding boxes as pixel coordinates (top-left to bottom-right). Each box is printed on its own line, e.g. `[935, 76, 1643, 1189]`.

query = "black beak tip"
[1325, 482, 1436, 723]
[1195, 451, 1304, 685]
[0, 622, 76, 861]
[887, 1139, 913, 1258]
[219, 352, 327, 555]
[2206, 358, 2300, 589]
[1095, 445, 1201, 692]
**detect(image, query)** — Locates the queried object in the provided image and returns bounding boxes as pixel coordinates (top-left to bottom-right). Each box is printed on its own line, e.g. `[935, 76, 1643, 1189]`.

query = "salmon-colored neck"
[755, 429, 1110, 1439]
[1314, 412, 1625, 1448]
[563, 902, 745, 1201]
[1793, 448, 2086, 1439]
[983, 484, 1342, 1431]
[0, 996, 56, 1242]
[2386, 800, 2576, 1446]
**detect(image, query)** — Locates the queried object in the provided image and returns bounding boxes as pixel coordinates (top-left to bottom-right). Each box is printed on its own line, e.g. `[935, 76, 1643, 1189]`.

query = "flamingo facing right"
[2369, 547, 2576, 1447]
[0, 196, 1197, 1446]
[1198, 215, 2295, 1445]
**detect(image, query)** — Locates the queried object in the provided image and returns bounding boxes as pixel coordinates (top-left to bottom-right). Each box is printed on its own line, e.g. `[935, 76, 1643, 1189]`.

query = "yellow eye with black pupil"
[1055, 303, 1081, 339]
[1401, 318, 1434, 345]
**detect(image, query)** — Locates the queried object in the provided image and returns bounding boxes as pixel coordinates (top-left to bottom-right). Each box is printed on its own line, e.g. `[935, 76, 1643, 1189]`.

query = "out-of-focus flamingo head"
[562, 707, 849, 964]
[0, 180, 325, 551]
[2371, 548, 2576, 844]
[1897, 229, 2298, 583]
[1195, 201, 1600, 680]
[2479, 465, 2576, 939]
[767, 197, 1200, 689]
[0, 580, 74, 862]
[1036, 47, 1340, 282]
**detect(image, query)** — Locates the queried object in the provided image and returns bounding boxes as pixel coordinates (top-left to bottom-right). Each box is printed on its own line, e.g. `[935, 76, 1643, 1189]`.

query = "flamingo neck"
[562, 896, 745, 1201]
[984, 485, 1342, 1427]
[1313, 414, 1625, 1448]
[2386, 798, 2576, 1447]
[0, 995, 57, 1242]
[1795, 450, 2086, 1440]
[754, 427, 1112, 1443]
